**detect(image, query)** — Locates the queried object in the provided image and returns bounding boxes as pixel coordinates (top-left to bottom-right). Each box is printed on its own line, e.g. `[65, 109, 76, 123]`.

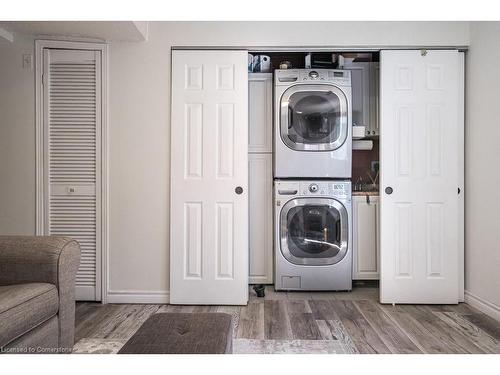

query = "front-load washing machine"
[274, 69, 352, 178]
[274, 180, 352, 291]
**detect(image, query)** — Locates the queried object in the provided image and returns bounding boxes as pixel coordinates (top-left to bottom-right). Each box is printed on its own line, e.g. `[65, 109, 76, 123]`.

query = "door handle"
[385, 187, 393, 195]
[235, 186, 243, 195]
[278, 189, 298, 195]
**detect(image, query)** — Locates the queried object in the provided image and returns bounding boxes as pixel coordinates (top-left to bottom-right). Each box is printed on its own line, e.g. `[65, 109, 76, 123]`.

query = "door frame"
[35, 40, 109, 303]
[176, 45, 465, 299]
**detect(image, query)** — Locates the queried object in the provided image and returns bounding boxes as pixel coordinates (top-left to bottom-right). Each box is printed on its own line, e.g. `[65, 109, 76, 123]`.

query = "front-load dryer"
[274, 180, 352, 291]
[274, 69, 352, 178]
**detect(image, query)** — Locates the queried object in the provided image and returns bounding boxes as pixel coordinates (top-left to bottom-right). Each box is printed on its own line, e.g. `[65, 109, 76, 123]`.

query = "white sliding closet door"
[42, 49, 102, 301]
[380, 50, 463, 304]
[170, 50, 248, 305]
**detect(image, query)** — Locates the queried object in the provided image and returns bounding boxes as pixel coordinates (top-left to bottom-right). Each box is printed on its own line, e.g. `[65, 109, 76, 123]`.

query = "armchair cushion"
[0, 283, 58, 347]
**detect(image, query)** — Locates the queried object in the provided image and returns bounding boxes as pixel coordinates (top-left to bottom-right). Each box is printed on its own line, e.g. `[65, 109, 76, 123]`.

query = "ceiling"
[0, 21, 148, 42]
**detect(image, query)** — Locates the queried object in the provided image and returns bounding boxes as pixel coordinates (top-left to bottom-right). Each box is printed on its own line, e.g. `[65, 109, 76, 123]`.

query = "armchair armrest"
[0, 235, 81, 350]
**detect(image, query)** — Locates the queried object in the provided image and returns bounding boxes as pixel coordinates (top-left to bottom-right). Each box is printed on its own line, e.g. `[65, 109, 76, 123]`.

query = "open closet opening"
[248, 50, 381, 286]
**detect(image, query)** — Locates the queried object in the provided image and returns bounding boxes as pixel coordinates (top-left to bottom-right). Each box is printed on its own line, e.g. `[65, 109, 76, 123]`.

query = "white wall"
[464, 22, 500, 319]
[0, 35, 36, 234]
[107, 32, 170, 298]
[107, 21, 470, 300]
[0, 22, 472, 302]
[146, 21, 470, 48]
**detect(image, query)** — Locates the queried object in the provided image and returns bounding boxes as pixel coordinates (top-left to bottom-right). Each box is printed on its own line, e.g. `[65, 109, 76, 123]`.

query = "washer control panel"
[299, 181, 351, 197]
[276, 180, 351, 199]
[300, 182, 328, 196]
[330, 182, 350, 199]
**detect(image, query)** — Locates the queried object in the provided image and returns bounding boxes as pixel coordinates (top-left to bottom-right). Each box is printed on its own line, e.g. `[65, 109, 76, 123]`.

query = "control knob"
[309, 183, 319, 193]
[309, 71, 319, 79]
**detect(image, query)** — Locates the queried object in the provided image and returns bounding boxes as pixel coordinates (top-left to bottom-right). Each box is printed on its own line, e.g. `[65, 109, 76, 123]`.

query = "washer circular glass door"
[280, 84, 348, 151]
[280, 197, 348, 266]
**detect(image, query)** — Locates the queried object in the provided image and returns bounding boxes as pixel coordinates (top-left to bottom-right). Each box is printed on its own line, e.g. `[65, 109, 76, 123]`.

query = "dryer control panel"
[275, 69, 351, 86]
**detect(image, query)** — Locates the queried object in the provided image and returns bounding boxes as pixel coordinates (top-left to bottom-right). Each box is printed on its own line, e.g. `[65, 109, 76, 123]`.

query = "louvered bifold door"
[43, 49, 102, 301]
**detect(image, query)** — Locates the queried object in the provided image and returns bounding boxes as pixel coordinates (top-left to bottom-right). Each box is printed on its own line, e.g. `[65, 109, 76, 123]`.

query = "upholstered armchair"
[0, 236, 80, 353]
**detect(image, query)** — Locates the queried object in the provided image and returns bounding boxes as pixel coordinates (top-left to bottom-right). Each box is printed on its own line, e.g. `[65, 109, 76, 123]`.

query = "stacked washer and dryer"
[274, 69, 353, 291]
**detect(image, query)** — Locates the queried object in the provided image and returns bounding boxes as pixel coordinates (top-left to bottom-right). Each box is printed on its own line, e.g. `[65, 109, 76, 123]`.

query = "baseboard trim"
[464, 290, 500, 321]
[106, 290, 170, 304]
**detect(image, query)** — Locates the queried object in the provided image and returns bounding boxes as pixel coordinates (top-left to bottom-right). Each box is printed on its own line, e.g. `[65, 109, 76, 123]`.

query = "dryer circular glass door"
[280, 197, 348, 266]
[280, 84, 348, 151]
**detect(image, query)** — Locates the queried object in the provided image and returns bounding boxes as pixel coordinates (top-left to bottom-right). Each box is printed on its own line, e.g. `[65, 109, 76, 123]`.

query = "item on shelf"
[353, 140, 373, 150]
[366, 170, 379, 191]
[352, 125, 366, 139]
[248, 54, 254, 72]
[305, 53, 337, 69]
[341, 53, 374, 64]
[338, 55, 345, 68]
[354, 176, 364, 191]
[253, 55, 271, 73]
[279, 60, 292, 69]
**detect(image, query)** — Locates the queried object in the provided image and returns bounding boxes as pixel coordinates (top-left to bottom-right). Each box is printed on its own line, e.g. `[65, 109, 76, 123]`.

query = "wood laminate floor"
[73, 286, 500, 354]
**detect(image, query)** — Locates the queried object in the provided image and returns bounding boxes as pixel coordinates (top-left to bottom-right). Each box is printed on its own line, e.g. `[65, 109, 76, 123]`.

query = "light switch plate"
[22, 54, 33, 70]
